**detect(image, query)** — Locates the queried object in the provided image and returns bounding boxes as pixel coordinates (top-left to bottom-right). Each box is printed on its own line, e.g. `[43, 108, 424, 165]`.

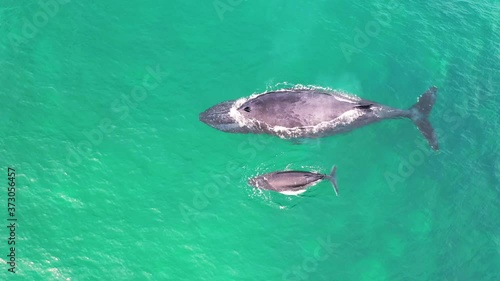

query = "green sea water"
[1, 0, 499, 280]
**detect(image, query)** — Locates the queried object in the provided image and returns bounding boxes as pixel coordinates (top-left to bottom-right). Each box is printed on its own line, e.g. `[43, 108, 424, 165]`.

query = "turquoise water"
[1, 0, 499, 280]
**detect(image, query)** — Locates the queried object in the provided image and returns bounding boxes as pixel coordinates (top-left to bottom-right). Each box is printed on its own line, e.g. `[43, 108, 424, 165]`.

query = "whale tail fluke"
[409, 86, 439, 150]
[325, 166, 339, 196]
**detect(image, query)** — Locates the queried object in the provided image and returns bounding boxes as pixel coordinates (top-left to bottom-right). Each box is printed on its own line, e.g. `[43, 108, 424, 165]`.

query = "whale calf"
[248, 166, 338, 196]
[199, 86, 439, 150]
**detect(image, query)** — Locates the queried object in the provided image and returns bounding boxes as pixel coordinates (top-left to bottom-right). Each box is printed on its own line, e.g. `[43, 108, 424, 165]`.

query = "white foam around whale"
[280, 189, 307, 196]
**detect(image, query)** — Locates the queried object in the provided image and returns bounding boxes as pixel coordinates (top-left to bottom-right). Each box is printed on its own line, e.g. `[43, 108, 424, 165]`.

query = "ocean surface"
[0, 1, 499, 280]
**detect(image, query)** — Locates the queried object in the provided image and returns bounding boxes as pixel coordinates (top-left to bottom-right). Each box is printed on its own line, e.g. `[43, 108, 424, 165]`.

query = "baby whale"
[248, 166, 339, 196]
[199, 86, 439, 150]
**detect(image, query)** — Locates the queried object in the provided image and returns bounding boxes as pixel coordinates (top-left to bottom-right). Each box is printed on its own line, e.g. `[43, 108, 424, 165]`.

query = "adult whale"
[199, 86, 439, 150]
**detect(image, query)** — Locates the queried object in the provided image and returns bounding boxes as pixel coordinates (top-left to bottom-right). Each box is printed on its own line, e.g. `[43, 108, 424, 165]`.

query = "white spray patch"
[280, 189, 307, 196]
[228, 96, 250, 128]
[228, 83, 365, 138]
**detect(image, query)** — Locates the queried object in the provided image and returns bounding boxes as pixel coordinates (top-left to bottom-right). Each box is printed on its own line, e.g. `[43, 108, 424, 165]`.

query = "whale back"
[251, 171, 324, 191]
[237, 90, 362, 128]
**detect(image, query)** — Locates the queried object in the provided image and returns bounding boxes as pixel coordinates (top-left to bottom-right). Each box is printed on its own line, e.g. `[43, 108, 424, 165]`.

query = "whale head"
[247, 176, 270, 189]
[199, 100, 250, 133]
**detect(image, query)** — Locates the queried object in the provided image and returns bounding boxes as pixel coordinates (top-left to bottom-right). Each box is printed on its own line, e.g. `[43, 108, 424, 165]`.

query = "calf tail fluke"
[409, 86, 439, 150]
[325, 166, 339, 196]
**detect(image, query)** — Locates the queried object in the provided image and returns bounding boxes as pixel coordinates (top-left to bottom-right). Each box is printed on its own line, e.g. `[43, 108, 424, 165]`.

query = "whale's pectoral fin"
[354, 103, 373, 110]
